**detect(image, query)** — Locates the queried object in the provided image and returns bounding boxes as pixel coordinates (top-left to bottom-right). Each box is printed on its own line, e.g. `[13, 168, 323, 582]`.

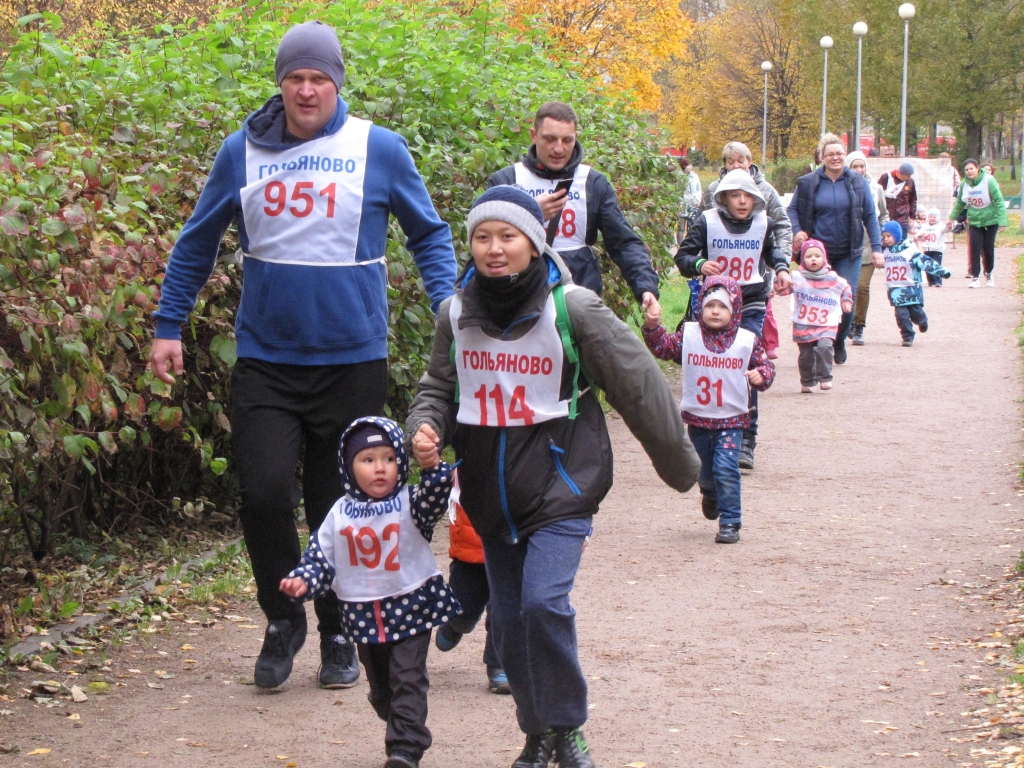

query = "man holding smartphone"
[487, 102, 660, 312]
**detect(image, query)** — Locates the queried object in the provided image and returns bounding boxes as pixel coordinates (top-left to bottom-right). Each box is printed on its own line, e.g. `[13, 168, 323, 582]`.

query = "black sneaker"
[552, 727, 596, 768]
[318, 633, 359, 689]
[902, 339, 913, 347]
[701, 492, 720, 521]
[738, 431, 756, 471]
[254, 613, 307, 689]
[918, 320, 928, 333]
[385, 751, 420, 768]
[715, 524, 741, 544]
[834, 342, 848, 364]
[511, 731, 555, 768]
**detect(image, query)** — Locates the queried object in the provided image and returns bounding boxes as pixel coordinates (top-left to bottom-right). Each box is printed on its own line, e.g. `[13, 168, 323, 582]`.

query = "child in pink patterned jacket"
[776, 239, 853, 393]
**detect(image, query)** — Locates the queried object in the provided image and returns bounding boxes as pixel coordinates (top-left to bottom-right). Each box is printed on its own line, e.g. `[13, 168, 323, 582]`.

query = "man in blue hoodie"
[148, 21, 457, 692]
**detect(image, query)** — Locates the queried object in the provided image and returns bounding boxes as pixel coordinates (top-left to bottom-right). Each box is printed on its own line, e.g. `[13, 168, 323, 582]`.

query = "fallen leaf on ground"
[0, 746, 18, 754]
[26, 748, 51, 756]
[731, 711, 746, 716]
[147, 682, 164, 690]
[67, 713, 80, 721]
[625, 762, 646, 767]
[29, 661, 56, 675]
[180, 644, 195, 651]
[70, 685, 87, 703]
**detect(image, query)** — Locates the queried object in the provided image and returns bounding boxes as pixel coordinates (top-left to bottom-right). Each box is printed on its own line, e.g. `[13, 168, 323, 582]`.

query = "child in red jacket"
[435, 468, 510, 694]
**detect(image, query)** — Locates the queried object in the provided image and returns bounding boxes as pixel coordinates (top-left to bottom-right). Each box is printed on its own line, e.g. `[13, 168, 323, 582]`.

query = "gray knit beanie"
[898, 162, 915, 177]
[466, 185, 547, 257]
[275, 21, 346, 91]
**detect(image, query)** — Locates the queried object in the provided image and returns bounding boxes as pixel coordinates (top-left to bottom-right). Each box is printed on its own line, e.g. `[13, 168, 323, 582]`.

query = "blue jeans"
[447, 559, 501, 669]
[688, 426, 743, 526]
[482, 517, 592, 734]
[739, 306, 765, 436]
[829, 255, 860, 348]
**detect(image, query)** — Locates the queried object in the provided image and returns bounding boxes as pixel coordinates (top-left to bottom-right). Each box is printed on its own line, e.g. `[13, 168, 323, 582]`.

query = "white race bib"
[960, 178, 991, 209]
[884, 248, 916, 289]
[240, 116, 372, 266]
[884, 174, 906, 199]
[451, 289, 570, 427]
[680, 323, 754, 419]
[322, 488, 441, 603]
[514, 163, 590, 251]
[916, 222, 945, 253]
[789, 272, 843, 327]
[704, 209, 767, 287]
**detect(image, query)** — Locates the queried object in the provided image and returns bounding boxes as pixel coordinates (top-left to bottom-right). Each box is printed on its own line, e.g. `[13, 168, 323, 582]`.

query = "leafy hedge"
[0, 0, 679, 564]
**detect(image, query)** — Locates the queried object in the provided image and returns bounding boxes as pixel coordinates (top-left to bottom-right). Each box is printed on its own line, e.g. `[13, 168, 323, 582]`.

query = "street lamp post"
[820, 36, 833, 137]
[899, 4, 916, 157]
[761, 60, 772, 166]
[853, 21, 868, 153]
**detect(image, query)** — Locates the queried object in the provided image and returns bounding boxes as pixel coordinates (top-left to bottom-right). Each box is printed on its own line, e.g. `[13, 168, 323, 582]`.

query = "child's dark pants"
[447, 559, 501, 669]
[894, 304, 928, 342]
[358, 633, 432, 760]
[797, 339, 834, 386]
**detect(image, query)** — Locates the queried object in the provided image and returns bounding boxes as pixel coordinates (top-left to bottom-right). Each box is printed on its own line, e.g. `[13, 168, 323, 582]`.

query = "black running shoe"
[318, 633, 359, 689]
[511, 731, 555, 767]
[553, 727, 596, 768]
[253, 613, 307, 689]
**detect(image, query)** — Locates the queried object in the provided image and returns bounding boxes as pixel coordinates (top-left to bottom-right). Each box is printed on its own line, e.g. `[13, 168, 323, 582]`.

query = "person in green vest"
[947, 158, 1006, 288]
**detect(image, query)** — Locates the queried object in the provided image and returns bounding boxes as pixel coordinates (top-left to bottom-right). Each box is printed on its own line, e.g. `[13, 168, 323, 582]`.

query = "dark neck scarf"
[473, 256, 546, 330]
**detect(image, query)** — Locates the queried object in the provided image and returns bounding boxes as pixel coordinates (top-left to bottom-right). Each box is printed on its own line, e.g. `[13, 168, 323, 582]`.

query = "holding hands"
[642, 292, 662, 329]
[412, 424, 441, 470]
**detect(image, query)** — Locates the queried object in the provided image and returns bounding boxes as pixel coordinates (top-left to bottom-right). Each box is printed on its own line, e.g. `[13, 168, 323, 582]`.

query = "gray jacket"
[405, 248, 699, 542]
[703, 164, 793, 257]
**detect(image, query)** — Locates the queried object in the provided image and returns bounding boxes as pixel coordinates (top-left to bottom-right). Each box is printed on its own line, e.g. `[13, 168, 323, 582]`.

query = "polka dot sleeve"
[410, 461, 453, 541]
[285, 529, 337, 602]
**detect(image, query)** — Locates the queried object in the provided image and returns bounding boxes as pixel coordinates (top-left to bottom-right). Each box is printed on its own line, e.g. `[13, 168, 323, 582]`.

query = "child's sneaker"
[700, 492, 720, 520]
[487, 666, 511, 694]
[434, 623, 463, 652]
[850, 324, 865, 346]
[819, 381, 832, 391]
[715, 524, 740, 544]
[969, 279, 980, 288]
[801, 386, 813, 394]
[918, 320, 928, 333]
[902, 339, 914, 347]
[987, 274, 995, 287]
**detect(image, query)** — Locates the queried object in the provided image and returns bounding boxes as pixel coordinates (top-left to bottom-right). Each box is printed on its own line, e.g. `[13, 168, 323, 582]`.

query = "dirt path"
[5, 247, 1024, 767]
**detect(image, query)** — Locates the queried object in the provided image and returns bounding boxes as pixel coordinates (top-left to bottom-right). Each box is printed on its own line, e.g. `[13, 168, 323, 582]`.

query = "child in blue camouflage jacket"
[880, 221, 951, 347]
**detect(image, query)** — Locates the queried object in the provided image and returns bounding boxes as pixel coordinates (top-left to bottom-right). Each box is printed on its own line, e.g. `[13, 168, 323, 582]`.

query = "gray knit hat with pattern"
[275, 21, 345, 91]
[466, 185, 547, 256]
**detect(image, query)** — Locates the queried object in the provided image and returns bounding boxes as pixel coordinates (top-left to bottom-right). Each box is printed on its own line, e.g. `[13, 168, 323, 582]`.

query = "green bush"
[0, 0, 679, 564]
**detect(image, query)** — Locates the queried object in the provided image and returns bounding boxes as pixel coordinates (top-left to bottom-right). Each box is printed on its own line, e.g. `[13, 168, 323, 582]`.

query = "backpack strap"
[552, 284, 582, 420]
[450, 338, 460, 403]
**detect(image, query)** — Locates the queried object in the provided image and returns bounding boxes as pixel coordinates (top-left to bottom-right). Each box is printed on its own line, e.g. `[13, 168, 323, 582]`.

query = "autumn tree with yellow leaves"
[447, 0, 689, 112]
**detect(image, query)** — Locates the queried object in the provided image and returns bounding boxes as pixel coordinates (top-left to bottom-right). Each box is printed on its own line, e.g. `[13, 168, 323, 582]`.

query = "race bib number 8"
[340, 524, 401, 571]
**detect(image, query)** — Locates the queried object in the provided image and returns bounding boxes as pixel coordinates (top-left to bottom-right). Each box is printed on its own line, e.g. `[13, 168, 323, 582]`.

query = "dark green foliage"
[0, 0, 679, 563]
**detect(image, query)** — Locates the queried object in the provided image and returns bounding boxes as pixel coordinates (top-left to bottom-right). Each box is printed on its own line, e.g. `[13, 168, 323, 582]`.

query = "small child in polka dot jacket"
[280, 415, 460, 768]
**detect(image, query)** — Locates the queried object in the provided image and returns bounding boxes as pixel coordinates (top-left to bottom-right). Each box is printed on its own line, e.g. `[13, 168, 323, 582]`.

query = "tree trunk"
[963, 116, 983, 160]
